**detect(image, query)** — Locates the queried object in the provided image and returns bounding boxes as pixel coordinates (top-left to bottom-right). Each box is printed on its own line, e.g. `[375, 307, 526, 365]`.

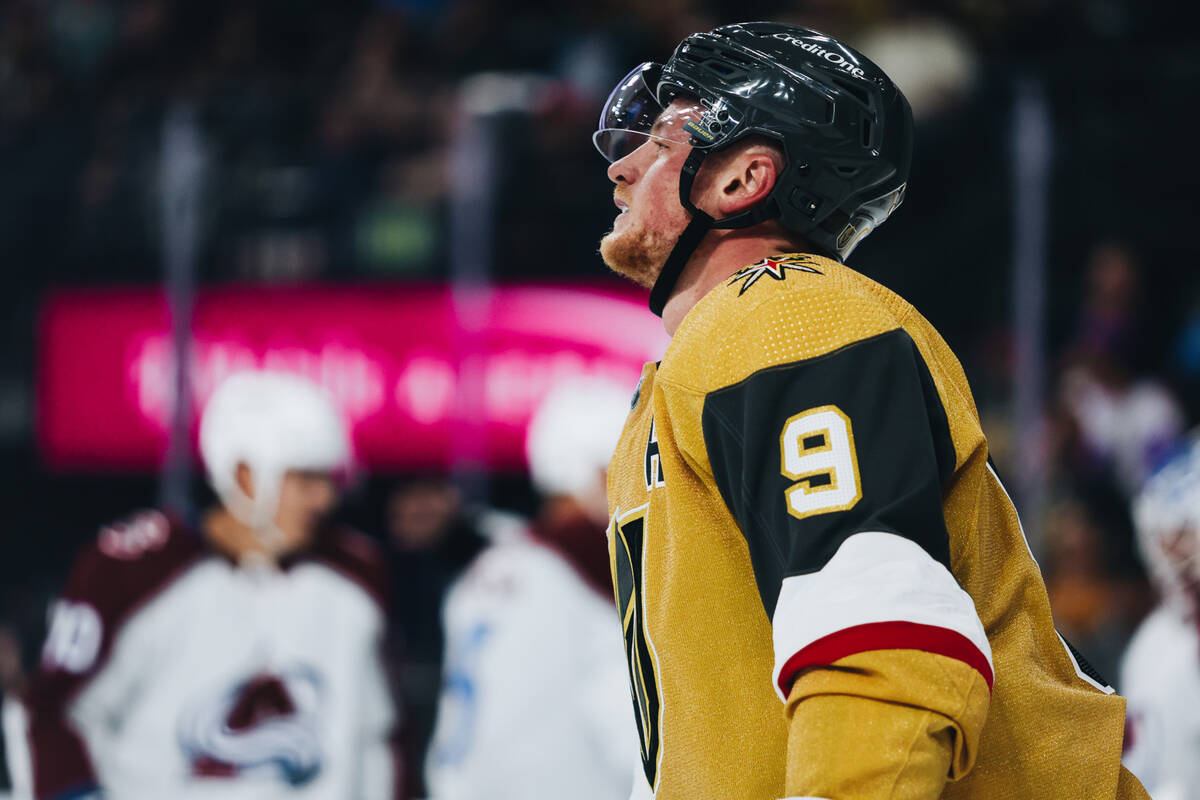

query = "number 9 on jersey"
[779, 404, 862, 519]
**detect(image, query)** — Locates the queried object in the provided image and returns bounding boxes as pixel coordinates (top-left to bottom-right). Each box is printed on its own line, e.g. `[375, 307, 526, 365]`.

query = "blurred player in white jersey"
[1122, 437, 1200, 800]
[425, 377, 636, 800]
[1, 622, 30, 800]
[18, 370, 403, 800]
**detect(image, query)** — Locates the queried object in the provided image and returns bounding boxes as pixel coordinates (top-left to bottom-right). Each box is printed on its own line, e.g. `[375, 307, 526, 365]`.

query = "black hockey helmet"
[595, 22, 913, 315]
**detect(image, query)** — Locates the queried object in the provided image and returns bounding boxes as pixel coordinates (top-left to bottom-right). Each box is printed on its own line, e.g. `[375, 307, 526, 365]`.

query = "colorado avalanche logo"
[178, 665, 325, 785]
[728, 255, 822, 296]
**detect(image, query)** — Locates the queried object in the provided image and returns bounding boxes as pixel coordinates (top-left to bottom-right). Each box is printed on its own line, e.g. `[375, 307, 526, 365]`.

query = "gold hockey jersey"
[606, 254, 1148, 799]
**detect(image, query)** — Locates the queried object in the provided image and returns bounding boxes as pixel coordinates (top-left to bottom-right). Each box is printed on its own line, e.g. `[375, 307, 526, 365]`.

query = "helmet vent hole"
[832, 77, 870, 106]
[702, 60, 747, 81]
[861, 118, 872, 148]
[836, 165, 859, 176]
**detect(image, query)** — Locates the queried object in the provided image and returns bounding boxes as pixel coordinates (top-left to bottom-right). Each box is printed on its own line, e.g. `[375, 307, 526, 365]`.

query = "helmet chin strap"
[647, 148, 781, 317]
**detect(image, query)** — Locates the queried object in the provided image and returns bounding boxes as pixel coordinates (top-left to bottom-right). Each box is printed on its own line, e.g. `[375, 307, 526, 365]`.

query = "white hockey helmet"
[1132, 438, 1200, 604]
[525, 376, 631, 501]
[199, 370, 352, 530]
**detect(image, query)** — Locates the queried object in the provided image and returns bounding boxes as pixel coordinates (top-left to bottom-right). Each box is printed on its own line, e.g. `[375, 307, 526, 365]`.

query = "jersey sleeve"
[22, 511, 199, 800]
[695, 327, 993, 791]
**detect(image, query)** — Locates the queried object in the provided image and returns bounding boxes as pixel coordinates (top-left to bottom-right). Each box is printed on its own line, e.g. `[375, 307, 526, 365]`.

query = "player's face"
[599, 99, 699, 287]
[273, 469, 339, 553]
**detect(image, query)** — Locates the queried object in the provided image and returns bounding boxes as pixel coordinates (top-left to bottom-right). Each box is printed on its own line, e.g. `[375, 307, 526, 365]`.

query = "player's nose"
[607, 152, 637, 185]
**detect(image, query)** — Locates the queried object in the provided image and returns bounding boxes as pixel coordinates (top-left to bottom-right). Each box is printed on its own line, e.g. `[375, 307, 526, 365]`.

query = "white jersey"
[20, 511, 402, 800]
[2, 692, 31, 800]
[425, 523, 635, 800]
[1120, 604, 1200, 800]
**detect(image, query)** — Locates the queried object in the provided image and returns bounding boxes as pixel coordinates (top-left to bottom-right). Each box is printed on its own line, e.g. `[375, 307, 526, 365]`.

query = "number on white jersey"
[42, 600, 103, 674]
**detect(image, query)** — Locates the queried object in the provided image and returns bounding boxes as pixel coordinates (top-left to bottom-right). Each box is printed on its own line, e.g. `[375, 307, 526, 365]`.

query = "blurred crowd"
[2, 0, 1200, 797]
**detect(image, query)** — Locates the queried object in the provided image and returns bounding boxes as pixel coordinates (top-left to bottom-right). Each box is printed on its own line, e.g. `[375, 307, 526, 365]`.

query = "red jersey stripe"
[777, 620, 995, 696]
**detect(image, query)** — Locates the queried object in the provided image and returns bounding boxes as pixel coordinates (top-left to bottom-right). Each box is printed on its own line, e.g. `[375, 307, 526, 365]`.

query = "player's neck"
[203, 508, 279, 567]
[661, 229, 800, 336]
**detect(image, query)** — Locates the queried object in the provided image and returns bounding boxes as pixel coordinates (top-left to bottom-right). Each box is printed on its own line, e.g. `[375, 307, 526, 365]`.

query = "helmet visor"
[593, 62, 711, 162]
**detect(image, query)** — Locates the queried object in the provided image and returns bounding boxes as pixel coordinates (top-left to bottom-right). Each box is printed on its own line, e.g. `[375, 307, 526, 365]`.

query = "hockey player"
[593, 22, 1148, 799]
[425, 378, 637, 800]
[20, 370, 402, 799]
[1122, 439, 1200, 799]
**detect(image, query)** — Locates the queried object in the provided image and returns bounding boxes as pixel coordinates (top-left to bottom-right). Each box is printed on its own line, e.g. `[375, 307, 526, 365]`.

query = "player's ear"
[713, 145, 780, 216]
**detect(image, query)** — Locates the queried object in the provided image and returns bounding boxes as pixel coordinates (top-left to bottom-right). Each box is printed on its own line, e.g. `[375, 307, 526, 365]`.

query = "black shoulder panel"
[701, 328, 957, 617]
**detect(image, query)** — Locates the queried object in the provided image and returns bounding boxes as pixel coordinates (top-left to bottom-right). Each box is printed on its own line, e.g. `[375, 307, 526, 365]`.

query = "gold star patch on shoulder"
[727, 254, 823, 296]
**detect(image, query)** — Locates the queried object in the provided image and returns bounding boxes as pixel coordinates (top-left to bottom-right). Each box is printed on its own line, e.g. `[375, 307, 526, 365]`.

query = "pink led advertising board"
[37, 284, 667, 472]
